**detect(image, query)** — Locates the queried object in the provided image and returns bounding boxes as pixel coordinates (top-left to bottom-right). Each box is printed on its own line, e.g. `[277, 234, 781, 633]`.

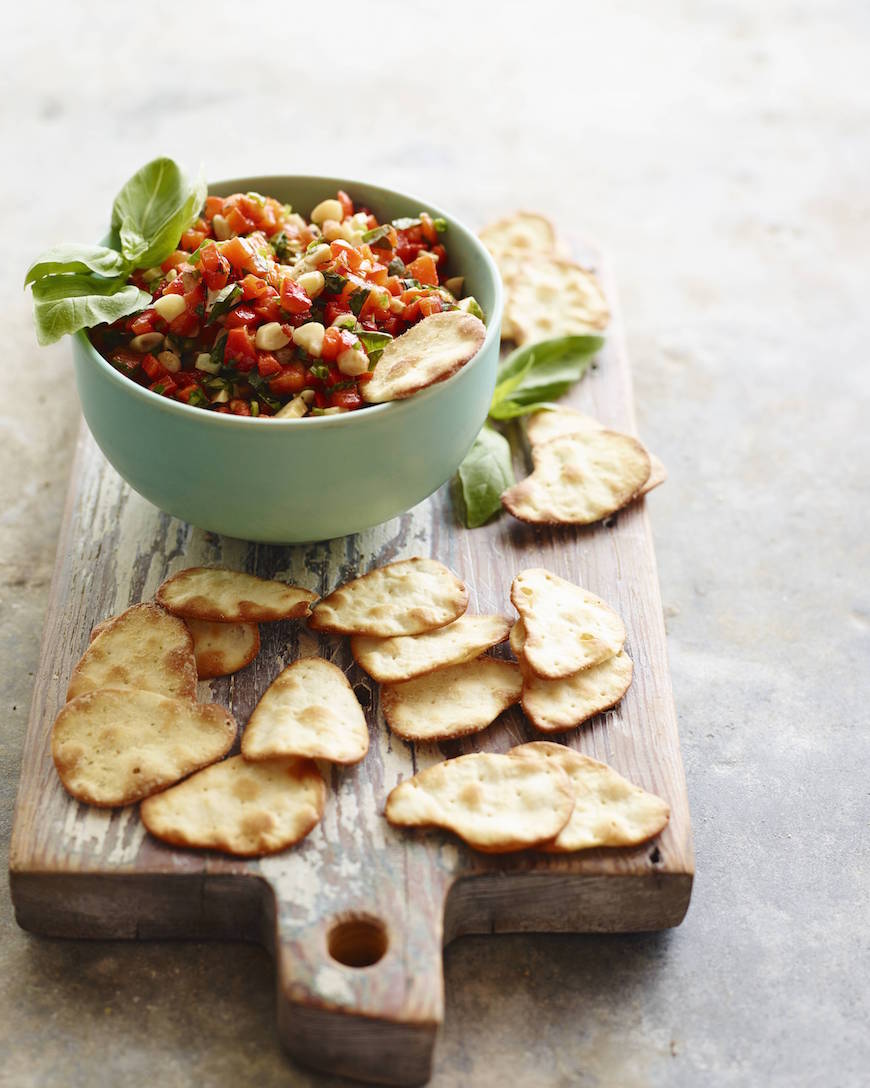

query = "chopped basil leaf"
[152, 383, 165, 395]
[361, 224, 389, 244]
[187, 388, 209, 407]
[357, 330, 392, 364]
[207, 282, 242, 323]
[211, 330, 228, 366]
[322, 270, 349, 294]
[309, 364, 330, 380]
[349, 286, 370, 316]
[270, 232, 293, 261]
[433, 217, 447, 232]
[401, 277, 422, 290]
[310, 407, 327, 416]
[387, 257, 406, 277]
[246, 372, 281, 410]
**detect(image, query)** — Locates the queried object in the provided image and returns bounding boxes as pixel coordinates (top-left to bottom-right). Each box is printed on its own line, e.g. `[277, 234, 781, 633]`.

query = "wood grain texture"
[9, 249, 692, 1088]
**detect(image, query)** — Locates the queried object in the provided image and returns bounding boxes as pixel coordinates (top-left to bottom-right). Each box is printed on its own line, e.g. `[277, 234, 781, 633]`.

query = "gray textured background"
[2, 2, 868, 1085]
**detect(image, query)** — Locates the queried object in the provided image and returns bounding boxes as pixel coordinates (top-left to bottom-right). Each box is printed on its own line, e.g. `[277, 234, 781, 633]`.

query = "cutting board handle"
[273, 890, 446, 1086]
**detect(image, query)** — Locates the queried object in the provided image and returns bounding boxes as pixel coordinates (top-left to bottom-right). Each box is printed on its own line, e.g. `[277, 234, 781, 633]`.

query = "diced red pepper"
[130, 310, 156, 336]
[199, 243, 231, 291]
[224, 306, 259, 329]
[225, 327, 257, 367]
[330, 389, 363, 411]
[418, 296, 443, 317]
[253, 297, 282, 323]
[205, 195, 224, 219]
[225, 206, 256, 236]
[256, 352, 281, 377]
[268, 366, 307, 396]
[239, 273, 270, 302]
[228, 398, 252, 416]
[180, 229, 207, 252]
[337, 190, 354, 219]
[406, 252, 438, 286]
[222, 236, 265, 275]
[280, 276, 313, 316]
[141, 354, 164, 381]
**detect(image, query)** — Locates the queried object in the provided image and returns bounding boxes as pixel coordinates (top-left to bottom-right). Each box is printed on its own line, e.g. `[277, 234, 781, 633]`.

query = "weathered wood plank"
[9, 249, 692, 1087]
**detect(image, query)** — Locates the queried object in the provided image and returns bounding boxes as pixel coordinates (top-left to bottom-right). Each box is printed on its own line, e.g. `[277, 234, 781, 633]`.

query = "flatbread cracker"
[156, 567, 316, 623]
[381, 657, 522, 742]
[384, 750, 574, 852]
[522, 650, 633, 732]
[241, 658, 368, 765]
[140, 754, 325, 857]
[501, 429, 651, 525]
[69, 603, 197, 702]
[309, 557, 468, 637]
[362, 311, 486, 403]
[502, 254, 609, 344]
[525, 408, 666, 497]
[351, 614, 511, 683]
[479, 212, 561, 261]
[51, 688, 236, 807]
[508, 742, 670, 852]
[510, 569, 625, 679]
[185, 618, 260, 679]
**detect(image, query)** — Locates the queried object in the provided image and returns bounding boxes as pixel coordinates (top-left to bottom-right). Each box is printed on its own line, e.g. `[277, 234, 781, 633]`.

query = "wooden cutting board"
[9, 249, 693, 1087]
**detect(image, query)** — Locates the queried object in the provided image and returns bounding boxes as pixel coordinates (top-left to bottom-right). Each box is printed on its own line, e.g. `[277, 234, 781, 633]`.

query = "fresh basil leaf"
[357, 330, 392, 365]
[387, 257, 406, 277]
[24, 243, 129, 287]
[391, 216, 421, 230]
[207, 282, 242, 323]
[111, 157, 207, 268]
[31, 274, 151, 346]
[309, 364, 329, 380]
[322, 270, 348, 294]
[349, 286, 370, 316]
[488, 398, 562, 421]
[455, 425, 515, 528]
[361, 225, 390, 246]
[490, 334, 603, 416]
[246, 372, 281, 411]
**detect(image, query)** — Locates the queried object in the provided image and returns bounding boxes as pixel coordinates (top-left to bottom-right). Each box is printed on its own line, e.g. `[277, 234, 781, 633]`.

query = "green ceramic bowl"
[71, 176, 503, 543]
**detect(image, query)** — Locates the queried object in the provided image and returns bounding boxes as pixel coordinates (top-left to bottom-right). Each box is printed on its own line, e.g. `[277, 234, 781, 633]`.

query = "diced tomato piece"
[329, 389, 363, 412]
[359, 289, 391, 322]
[418, 296, 444, 317]
[324, 299, 351, 326]
[253, 297, 282, 323]
[402, 301, 422, 323]
[222, 236, 265, 275]
[256, 352, 281, 377]
[169, 312, 199, 338]
[330, 240, 362, 271]
[228, 398, 252, 416]
[239, 273, 270, 301]
[199, 243, 231, 291]
[225, 205, 256, 235]
[225, 327, 257, 368]
[320, 326, 358, 363]
[205, 195, 224, 219]
[223, 306, 259, 329]
[396, 241, 424, 264]
[172, 369, 198, 389]
[366, 263, 389, 286]
[280, 276, 313, 316]
[337, 190, 354, 219]
[141, 354, 164, 381]
[268, 366, 307, 396]
[109, 347, 142, 374]
[384, 275, 403, 296]
[406, 252, 438, 286]
[313, 389, 328, 409]
[431, 244, 447, 265]
[130, 310, 155, 336]
[380, 315, 404, 338]
[181, 229, 207, 252]
[161, 250, 189, 273]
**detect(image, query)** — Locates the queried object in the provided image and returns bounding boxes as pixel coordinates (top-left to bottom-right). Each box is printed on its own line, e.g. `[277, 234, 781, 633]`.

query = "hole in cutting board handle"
[328, 915, 388, 968]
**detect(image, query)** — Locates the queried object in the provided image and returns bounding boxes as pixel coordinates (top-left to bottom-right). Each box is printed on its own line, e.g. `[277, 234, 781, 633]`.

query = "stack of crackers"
[51, 559, 668, 859]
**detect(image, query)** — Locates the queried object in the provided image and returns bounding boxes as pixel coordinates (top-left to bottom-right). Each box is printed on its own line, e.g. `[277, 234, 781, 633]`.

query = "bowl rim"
[76, 173, 504, 431]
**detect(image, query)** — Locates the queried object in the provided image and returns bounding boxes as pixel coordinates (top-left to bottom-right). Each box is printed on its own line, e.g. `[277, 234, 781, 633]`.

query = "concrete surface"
[2, 1, 868, 1085]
